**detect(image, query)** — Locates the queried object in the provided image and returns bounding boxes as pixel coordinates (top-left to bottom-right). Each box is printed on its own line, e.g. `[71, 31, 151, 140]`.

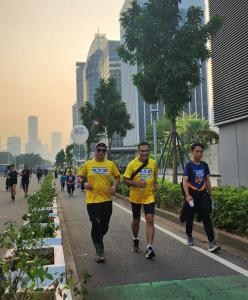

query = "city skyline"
[0, 0, 124, 150]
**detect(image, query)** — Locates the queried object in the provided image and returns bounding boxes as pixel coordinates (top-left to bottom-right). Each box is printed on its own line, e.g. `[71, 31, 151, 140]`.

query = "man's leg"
[144, 203, 156, 258]
[131, 203, 141, 252]
[87, 204, 105, 262]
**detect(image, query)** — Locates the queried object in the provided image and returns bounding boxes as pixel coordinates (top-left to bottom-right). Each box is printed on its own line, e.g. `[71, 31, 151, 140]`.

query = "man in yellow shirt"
[124, 142, 158, 259]
[80, 143, 120, 263]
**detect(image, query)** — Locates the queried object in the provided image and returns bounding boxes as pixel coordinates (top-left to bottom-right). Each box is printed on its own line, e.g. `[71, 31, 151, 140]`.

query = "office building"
[51, 132, 62, 160]
[72, 62, 86, 128]
[25, 116, 41, 154]
[120, 0, 209, 146]
[84, 33, 108, 104]
[208, 0, 248, 186]
[7, 136, 21, 156]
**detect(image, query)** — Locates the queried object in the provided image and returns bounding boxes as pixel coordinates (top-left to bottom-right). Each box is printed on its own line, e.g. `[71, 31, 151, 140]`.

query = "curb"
[56, 189, 83, 300]
[116, 193, 248, 255]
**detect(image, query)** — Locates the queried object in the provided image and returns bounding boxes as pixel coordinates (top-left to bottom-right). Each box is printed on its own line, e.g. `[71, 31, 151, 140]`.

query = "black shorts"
[131, 202, 155, 219]
[22, 180, 29, 189]
[9, 179, 17, 186]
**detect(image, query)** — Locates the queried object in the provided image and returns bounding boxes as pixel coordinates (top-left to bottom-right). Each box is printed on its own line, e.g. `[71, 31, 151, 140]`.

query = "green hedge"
[117, 179, 248, 237]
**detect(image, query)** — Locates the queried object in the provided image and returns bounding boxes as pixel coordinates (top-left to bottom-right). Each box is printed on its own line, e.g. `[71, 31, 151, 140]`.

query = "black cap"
[96, 142, 107, 149]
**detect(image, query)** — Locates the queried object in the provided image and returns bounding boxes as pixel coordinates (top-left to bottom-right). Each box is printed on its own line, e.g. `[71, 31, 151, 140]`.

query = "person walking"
[60, 172, 67, 191]
[8, 164, 18, 201]
[124, 142, 158, 259]
[66, 170, 76, 197]
[80, 143, 120, 263]
[21, 165, 31, 197]
[182, 142, 221, 253]
[36, 167, 42, 183]
[4, 165, 10, 191]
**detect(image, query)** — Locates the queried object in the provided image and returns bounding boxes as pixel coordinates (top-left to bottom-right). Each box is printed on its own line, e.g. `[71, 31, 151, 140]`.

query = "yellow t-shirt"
[124, 157, 158, 204]
[80, 159, 120, 204]
[66, 168, 75, 176]
[76, 166, 82, 176]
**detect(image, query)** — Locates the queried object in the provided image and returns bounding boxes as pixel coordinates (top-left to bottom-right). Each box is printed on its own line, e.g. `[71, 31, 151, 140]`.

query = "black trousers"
[67, 184, 75, 194]
[87, 201, 112, 252]
[186, 191, 214, 243]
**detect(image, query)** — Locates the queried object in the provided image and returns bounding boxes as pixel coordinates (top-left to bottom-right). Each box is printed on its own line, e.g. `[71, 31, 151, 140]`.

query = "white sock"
[133, 237, 139, 240]
[146, 244, 153, 249]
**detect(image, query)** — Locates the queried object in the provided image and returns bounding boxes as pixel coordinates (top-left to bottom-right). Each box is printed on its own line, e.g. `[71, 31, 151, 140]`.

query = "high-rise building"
[72, 62, 86, 128]
[84, 33, 108, 104]
[120, 0, 209, 146]
[25, 116, 41, 154]
[51, 132, 62, 160]
[208, 0, 248, 186]
[7, 136, 21, 156]
[101, 40, 122, 94]
[100, 40, 123, 147]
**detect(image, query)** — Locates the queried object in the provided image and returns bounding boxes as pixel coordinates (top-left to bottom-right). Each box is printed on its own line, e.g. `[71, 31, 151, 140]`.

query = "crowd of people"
[55, 141, 220, 264]
[3, 166, 50, 200]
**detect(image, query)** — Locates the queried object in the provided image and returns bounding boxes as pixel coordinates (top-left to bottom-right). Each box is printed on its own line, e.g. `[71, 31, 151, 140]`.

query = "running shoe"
[208, 241, 221, 253]
[95, 250, 105, 263]
[145, 246, 156, 259]
[132, 238, 139, 252]
[187, 236, 194, 246]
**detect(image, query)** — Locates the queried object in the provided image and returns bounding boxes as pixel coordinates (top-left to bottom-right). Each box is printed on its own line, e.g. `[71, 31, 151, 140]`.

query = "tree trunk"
[107, 138, 112, 160]
[171, 118, 178, 184]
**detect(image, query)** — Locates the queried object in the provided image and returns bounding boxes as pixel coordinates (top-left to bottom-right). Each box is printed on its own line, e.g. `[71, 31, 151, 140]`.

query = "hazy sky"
[0, 0, 124, 152]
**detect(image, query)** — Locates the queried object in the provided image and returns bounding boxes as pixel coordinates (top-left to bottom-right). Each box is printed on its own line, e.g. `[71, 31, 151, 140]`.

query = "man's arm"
[183, 176, 193, 203]
[123, 177, 145, 188]
[205, 176, 212, 196]
[110, 176, 121, 194]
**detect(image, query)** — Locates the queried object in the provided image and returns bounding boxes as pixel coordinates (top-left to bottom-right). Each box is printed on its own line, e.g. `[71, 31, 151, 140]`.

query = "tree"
[16, 154, 49, 169]
[55, 149, 66, 168]
[94, 78, 134, 159]
[80, 102, 99, 159]
[119, 0, 223, 183]
[0, 152, 14, 164]
[65, 144, 74, 166]
[177, 114, 219, 148]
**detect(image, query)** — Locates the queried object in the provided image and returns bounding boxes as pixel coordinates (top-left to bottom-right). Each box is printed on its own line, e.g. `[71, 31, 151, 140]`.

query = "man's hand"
[154, 182, 159, 192]
[186, 194, 193, 203]
[85, 183, 93, 191]
[110, 185, 117, 194]
[136, 180, 146, 188]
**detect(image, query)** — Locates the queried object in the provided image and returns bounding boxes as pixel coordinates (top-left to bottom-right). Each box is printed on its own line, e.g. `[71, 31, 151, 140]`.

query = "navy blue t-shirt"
[183, 161, 210, 190]
[66, 175, 75, 184]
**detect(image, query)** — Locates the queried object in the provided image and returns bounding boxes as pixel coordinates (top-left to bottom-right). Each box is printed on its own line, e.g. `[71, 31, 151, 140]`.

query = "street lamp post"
[150, 107, 159, 161]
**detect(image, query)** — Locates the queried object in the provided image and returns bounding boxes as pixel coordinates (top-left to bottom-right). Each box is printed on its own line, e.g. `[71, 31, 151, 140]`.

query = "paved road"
[57, 181, 248, 299]
[0, 175, 41, 257]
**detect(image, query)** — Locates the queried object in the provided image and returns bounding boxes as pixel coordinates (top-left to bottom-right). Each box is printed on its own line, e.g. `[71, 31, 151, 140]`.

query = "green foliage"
[80, 102, 99, 158]
[117, 179, 248, 236]
[117, 182, 130, 197]
[156, 180, 184, 213]
[0, 173, 70, 299]
[0, 151, 14, 164]
[94, 78, 134, 157]
[146, 116, 170, 148]
[65, 144, 74, 166]
[55, 149, 65, 168]
[211, 187, 248, 236]
[177, 113, 219, 149]
[16, 153, 50, 169]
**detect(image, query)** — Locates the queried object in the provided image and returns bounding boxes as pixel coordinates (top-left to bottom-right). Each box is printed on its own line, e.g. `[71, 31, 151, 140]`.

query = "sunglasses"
[96, 148, 106, 153]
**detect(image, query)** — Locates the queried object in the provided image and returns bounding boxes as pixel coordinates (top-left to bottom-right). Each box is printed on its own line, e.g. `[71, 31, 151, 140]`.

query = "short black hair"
[96, 142, 107, 149]
[191, 143, 205, 151]
[138, 141, 151, 149]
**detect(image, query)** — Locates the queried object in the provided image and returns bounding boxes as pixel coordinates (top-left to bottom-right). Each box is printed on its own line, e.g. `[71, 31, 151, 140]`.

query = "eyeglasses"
[96, 148, 106, 153]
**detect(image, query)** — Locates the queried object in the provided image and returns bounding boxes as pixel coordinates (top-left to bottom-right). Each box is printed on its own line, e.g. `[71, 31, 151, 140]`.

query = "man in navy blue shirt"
[183, 143, 221, 253]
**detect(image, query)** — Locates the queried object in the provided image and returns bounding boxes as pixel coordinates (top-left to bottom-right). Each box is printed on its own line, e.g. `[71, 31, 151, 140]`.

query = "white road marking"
[113, 201, 248, 278]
